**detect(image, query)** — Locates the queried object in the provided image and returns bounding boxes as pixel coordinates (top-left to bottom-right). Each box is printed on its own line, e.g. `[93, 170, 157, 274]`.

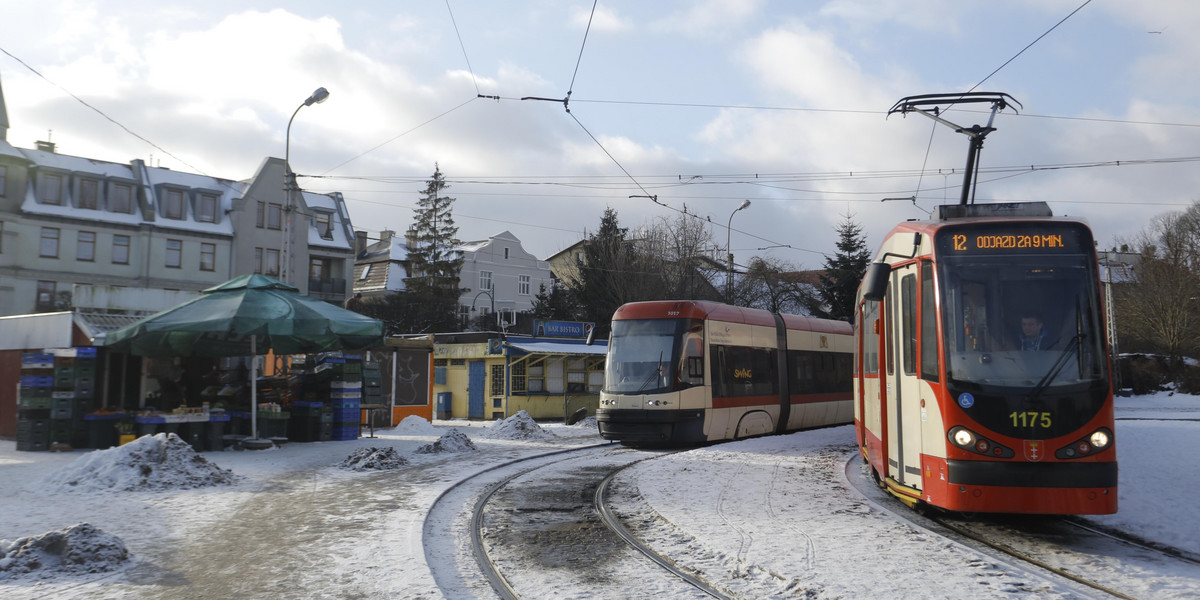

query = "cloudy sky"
[2, 1, 1198, 267]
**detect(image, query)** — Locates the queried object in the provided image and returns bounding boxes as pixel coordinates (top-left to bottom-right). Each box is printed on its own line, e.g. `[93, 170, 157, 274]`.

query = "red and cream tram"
[854, 202, 1117, 514]
[597, 300, 854, 444]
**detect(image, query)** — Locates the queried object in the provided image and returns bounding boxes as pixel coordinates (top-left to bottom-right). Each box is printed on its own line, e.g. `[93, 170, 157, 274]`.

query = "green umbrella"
[104, 274, 383, 439]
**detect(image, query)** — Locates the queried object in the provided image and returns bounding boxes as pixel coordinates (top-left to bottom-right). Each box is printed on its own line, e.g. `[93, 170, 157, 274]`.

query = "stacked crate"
[325, 355, 361, 441]
[17, 352, 55, 451]
[288, 400, 330, 442]
[362, 363, 383, 406]
[50, 348, 97, 448]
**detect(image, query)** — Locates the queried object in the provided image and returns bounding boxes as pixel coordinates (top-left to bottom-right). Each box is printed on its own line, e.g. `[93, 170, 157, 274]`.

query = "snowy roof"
[303, 190, 353, 250]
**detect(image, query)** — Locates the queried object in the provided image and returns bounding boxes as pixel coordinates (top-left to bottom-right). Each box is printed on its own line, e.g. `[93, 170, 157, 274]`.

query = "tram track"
[845, 455, 1200, 599]
[426, 442, 729, 599]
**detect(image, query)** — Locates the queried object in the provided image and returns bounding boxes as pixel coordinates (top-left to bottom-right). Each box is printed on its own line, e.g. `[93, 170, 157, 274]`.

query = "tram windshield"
[937, 226, 1108, 392]
[605, 318, 698, 394]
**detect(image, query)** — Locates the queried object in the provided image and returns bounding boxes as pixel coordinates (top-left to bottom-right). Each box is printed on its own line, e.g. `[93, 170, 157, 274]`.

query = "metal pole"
[726, 200, 751, 299]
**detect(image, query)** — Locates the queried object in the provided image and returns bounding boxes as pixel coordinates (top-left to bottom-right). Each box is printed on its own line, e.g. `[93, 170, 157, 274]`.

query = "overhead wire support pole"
[888, 92, 1021, 205]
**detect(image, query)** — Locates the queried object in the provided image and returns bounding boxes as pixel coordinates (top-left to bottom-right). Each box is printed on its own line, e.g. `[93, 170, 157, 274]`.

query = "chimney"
[36, 140, 56, 153]
[354, 230, 367, 257]
[380, 229, 394, 244]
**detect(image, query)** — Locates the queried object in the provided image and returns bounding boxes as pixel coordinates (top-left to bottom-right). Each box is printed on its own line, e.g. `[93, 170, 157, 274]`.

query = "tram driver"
[1017, 312, 1050, 351]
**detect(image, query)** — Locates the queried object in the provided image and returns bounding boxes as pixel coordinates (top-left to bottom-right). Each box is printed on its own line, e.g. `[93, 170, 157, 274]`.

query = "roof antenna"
[888, 92, 1021, 205]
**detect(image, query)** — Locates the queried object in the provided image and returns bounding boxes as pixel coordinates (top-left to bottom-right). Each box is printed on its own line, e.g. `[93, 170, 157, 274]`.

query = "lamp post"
[282, 86, 330, 284]
[471, 289, 496, 331]
[726, 199, 751, 300]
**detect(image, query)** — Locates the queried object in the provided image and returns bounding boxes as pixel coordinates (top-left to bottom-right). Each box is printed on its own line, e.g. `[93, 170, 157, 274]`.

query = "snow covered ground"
[0, 393, 1196, 599]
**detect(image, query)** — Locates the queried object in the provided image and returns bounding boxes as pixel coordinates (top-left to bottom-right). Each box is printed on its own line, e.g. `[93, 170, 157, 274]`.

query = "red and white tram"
[597, 300, 854, 444]
[854, 201, 1117, 514]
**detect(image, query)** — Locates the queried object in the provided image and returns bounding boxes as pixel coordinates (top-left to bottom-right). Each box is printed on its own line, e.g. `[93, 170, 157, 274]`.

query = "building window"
[504, 247, 510, 260]
[39, 173, 63, 205]
[165, 239, 182, 268]
[267, 203, 282, 230]
[310, 257, 328, 281]
[0, 165, 6, 197]
[316, 213, 332, 239]
[78, 178, 99, 210]
[264, 248, 280, 276]
[518, 274, 531, 295]
[510, 361, 526, 393]
[197, 193, 218, 223]
[491, 364, 505, 396]
[40, 227, 60, 258]
[113, 235, 130, 264]
[359, 264, 371, 280]
[77, 231, 96, 262]
[255, 248, 262, 273]
[36, 281, 56, 311]
[200, 243, 216, 271]
[256, 201, 265, 228]
[162, 189, 185, 219]
[480, 270, 493, 291]
[110, 183, 133, 213]
[0, 221, 4, 253]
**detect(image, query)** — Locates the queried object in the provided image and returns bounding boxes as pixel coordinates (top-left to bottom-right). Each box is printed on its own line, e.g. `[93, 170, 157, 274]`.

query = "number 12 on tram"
[854, 202, 1117, 514]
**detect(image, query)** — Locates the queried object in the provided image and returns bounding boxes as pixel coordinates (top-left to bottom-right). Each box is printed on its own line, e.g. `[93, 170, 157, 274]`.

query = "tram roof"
[613, 301, 851, 335]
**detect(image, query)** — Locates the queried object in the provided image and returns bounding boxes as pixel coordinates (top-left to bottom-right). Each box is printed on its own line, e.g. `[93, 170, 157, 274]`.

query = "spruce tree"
[818, 213, 872, 322]
[404, 164, 464, 332]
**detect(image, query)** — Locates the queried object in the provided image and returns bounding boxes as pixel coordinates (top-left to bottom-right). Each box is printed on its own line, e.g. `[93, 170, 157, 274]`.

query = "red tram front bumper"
[920, 455, 1118, 514]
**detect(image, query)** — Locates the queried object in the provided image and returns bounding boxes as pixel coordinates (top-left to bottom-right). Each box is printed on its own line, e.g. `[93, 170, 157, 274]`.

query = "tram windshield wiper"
[637, 351, 664, 392]
[1028, 334, 1084, 402]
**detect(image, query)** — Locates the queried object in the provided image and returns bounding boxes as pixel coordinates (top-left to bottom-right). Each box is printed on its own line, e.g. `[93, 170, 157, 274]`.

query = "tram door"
[886, 264, 924, 488]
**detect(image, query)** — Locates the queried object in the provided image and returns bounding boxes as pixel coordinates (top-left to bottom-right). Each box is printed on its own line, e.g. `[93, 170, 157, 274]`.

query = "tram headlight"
[951, 428, 975, 447]
[1089, 429, 1111, 450]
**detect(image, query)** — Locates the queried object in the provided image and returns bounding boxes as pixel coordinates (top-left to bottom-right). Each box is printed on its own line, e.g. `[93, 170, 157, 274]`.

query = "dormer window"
[161, 188, 185, 219]
[316, 212, 333, 239]
[196, 192, 218, 223]
[77, 178, 100, 210]
[110, 182, 133, 213]
[38, 172, 64, 205]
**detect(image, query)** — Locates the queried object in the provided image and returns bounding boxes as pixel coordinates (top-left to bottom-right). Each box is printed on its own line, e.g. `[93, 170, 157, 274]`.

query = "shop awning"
[505, 340, 608, 356]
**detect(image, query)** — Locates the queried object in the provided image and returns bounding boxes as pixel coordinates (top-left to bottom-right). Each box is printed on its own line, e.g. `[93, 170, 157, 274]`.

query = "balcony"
[308, 277, 346, 297]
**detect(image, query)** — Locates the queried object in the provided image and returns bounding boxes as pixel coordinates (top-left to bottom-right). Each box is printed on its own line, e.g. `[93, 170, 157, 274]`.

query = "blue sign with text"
[533, 319, 594, 338]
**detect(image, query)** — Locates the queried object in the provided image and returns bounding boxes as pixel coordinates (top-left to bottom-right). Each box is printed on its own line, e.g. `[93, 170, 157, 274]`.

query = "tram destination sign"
[938, 222, 1091, 255]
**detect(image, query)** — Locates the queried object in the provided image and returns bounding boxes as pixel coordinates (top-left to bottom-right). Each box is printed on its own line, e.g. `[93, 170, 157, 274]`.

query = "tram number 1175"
[1010, 411, 1052, 429]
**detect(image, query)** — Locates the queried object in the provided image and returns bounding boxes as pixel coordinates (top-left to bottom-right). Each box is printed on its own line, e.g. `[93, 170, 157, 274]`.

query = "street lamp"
[471, 289, 496, 331]
[726, 199, 751, 299]
[282, 86, 330, 284]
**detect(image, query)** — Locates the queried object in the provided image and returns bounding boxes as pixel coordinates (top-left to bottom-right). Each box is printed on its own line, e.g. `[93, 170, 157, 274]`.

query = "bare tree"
[736, 256, 825, 315]
[1116, 206, 1200, 366]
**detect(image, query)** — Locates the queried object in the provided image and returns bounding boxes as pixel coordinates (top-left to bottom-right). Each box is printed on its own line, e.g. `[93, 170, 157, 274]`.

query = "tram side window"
[862, 301, 879, 375]
[920, 260, 939, 382]
[901, 274, 917, 376]
[711, 345, 777, 397]
[791, 350, 854, 394]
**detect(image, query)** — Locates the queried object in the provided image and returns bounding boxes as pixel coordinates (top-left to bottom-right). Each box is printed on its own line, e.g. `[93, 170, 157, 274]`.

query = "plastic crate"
[331, 408, 361, 423]
[20, 375, 53, 387]
[23, 352, 55, 363]
[50, 406, 74, 420]
[18, 396, 54, 410]
[17, 418, 51, 434]
[16, 440, 49, 452]
[330, 426, 358, 441]
[328, 399, 360, 410]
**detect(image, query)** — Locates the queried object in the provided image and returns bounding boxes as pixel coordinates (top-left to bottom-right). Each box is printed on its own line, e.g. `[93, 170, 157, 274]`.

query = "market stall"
[100, 274, 383, 444]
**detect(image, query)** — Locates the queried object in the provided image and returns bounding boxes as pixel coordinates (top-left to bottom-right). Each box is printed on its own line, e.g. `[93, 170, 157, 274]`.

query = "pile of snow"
[338, 447, 408, 471]
[482, 410, 555, 441]
[416, 429, 477, 454]
[572, 416, 598, 429]
[41, 433, 238, 492]
[395, 415, 439, 435]
[0, 523, 128, 580]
